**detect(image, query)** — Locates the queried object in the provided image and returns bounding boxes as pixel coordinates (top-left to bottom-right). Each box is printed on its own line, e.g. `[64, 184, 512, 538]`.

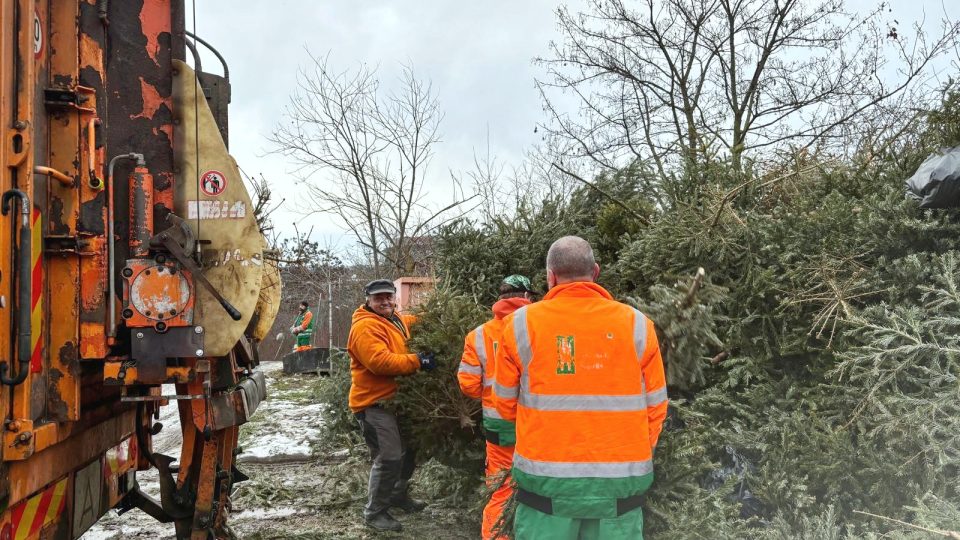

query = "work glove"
[417, 352, 436, 371]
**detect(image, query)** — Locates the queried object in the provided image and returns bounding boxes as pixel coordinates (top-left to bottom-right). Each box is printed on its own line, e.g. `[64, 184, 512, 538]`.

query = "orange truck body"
[0, 1, 273, 538]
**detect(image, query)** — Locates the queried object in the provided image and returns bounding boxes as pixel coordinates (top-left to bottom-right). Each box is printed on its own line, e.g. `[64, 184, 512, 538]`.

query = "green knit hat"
[502, 274, 534, 293]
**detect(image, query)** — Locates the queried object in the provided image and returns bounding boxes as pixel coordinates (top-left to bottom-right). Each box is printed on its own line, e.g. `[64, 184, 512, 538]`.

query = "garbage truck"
[0, 0, 280, 537]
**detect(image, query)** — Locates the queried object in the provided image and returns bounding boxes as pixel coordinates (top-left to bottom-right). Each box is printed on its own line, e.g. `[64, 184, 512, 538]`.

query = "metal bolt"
[136, 332, 144, 339]
[195, 349, 204, 357]
[0, 295, 5, 308]
[194, 326, 203, 334]
[17, 432, 31, 443]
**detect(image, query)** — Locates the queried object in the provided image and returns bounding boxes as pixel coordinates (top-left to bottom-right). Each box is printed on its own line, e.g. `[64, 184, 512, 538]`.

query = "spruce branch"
[853, 510, 960, 539]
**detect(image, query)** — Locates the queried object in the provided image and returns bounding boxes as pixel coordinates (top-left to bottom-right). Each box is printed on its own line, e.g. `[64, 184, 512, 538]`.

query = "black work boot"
[390, 495, 428, 513]
[389, 479, 428, 513]
[365, 511, 403, 532]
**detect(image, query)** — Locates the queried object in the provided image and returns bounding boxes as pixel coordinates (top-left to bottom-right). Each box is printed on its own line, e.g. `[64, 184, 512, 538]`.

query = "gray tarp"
[905, 146, 960, 209]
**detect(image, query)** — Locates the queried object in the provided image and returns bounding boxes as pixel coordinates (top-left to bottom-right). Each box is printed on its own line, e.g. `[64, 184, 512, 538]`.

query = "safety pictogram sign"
[200, 170, 227, 196]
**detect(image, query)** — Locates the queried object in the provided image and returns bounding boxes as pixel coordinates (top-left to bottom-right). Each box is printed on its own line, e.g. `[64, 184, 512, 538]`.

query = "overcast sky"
[188, 0, 561, 251]
[188, 0, 960, 252]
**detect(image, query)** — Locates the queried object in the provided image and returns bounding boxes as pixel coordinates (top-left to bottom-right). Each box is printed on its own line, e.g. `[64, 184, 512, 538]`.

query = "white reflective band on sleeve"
[483, 379, 495, 387]
[483, 406, 504, 419]
[519, 392, 647, 411]
[631, 308, 648, 360]
[458, 362, 482, 376]
[494, 382, 519, 400]
[513, 308, 533, 369]
[514, 454, 653, 478]
[475, 326, 488, 371]
[646, 386, 668, 407]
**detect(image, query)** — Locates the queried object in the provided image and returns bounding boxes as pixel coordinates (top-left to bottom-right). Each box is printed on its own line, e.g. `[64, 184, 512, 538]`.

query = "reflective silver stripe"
[482, 406, 503, 419]
[458, 362, 482, 376]
[646, 386, 668, 407]
[513, 308, 533, 369]
[494, 382, 519, 400]
[514, 454, 653, 479]
[513, 307, 533, 392]
[519, 392, 646, 411]
[634, 309, 651, 409]
[483, 378, 495, 387]
[631, 308, 648, 360]
[474, 326, 488, 372]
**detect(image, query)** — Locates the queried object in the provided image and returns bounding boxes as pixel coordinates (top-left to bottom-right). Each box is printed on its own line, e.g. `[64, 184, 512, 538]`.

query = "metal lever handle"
[1, 190, 31, 386]
[155, 230, 242, 321]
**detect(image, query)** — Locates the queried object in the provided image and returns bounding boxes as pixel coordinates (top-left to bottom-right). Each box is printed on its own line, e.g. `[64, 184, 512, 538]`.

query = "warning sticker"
[33, 10, 42, 58]
[200, 170, 227, 196]
[187, 200, 247, 220]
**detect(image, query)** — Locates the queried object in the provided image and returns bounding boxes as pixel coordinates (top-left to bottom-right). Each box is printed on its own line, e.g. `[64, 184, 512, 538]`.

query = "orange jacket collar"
[352, 305, 409, 337]
[543, 281, 614, 301]
[492, 297, 532, 319]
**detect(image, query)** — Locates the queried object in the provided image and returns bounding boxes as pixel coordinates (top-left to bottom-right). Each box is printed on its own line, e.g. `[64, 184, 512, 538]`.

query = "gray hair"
[546, 236, 596, 280]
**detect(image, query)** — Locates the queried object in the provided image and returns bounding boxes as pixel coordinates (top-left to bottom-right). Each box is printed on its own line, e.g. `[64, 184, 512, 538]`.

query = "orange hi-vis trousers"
[484, 441, 515, 540]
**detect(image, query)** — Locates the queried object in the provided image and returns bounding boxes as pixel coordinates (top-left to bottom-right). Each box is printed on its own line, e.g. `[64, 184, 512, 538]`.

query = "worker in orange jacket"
[458, 275, 536, 539]
[494, 236, 668, 539]
[348, 279, 436, 532]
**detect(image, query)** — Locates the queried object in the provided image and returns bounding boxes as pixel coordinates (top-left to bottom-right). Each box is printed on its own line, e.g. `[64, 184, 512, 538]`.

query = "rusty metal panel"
[103, 0, 176, 240]
[9, 0, 40, 437]
[45, 0, 81, 422]
[7, 407, 136, 505]
[77, 0, 107, 359]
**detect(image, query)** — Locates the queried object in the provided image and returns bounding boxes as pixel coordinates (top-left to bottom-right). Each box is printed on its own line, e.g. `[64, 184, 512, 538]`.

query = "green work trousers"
[514, 502, 644, 540]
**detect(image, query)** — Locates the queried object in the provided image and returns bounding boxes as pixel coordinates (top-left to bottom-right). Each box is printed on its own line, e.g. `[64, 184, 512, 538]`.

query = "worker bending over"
[494, 236, 668, 539]
[459, 275, 536, 539]
[347, 279, 436, 532]
[290, 300, 314, 352]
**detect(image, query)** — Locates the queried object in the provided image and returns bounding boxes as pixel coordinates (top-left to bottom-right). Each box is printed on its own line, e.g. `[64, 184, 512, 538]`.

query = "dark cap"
[364, 279, 396, 296]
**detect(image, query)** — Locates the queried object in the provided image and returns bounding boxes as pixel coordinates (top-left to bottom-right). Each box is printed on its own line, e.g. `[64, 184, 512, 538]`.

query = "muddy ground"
[82, 362, 480, 539]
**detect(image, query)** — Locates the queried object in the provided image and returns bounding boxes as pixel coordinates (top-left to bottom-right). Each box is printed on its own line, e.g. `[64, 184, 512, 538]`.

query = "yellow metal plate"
[171, 60, 264, 356]
[249, 256, 281, 342]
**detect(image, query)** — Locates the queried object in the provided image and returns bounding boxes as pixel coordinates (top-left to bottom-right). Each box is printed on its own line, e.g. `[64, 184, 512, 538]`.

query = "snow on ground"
[80, 362, 475, 539]
[231, 506, 302, 520]
[236, 399, 325, 462]
[81, 363, 328, 539]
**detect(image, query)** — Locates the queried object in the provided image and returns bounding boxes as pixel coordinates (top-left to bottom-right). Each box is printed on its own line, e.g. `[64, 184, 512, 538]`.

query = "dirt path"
[82, 363, 478, 539]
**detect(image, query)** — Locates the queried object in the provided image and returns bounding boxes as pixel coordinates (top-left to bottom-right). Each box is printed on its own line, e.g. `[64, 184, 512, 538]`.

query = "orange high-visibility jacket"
[347, 305, 420, 412]
[458, 297, 531, 445]
[493, 281, 668, 515]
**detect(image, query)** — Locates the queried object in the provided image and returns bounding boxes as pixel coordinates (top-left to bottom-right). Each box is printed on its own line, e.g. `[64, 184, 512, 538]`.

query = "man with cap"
[348, 278, 436, 532]
[459, 275, 536, 539]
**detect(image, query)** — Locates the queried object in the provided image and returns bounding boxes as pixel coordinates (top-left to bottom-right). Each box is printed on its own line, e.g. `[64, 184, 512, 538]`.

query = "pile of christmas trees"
[317, 90, 960, 537]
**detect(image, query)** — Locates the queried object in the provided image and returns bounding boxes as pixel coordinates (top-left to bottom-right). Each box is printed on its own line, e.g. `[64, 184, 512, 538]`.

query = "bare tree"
[271, 52, 471, 276]
[242, 168, 284, 245]
[539, 0, 959, 176]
